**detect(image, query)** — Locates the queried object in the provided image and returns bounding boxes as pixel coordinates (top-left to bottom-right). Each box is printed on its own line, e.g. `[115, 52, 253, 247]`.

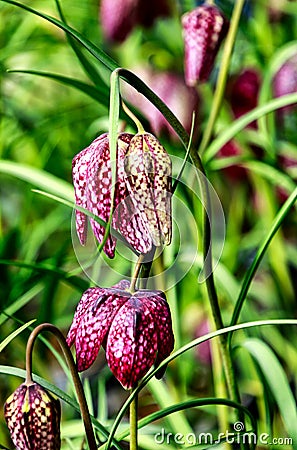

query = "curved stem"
[121, 100, 145, 134]
[25, 323, 97, 450]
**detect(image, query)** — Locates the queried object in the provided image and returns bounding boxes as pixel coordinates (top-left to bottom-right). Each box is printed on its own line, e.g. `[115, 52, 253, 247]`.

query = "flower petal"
[106, 297, 158, 389]
[86, 134, 115, 258]
[124, 133, 172, 247]
[137, 291, 174, 378]
[72, 142, 98, 245]
[66, 287, 103, 348]
[114, 135, 153, 253]
[75, 289, 130, 371]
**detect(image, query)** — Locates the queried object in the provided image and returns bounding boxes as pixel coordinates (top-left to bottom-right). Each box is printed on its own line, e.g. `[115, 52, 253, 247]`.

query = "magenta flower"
[66, 280, 174, 389]
[182, 3, 229, 86]
[73, 132, 172, 258]
[273, 54, 297, 114]
[4, 382, 61, 450]
[100, 0, 170, 42]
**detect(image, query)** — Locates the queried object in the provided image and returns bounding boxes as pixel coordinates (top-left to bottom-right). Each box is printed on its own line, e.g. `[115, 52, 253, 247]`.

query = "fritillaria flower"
[66, 280, 174, 389]
[182, 3, 229, 86]
[4, 382, 61, 450]
[273, 54, 297, 114]
[73, 132, 172, 258]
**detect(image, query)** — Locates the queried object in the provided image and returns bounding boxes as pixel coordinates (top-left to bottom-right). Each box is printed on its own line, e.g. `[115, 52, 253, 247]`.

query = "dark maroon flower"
[4, 382, 61, 450]
[66, 280, 174, 389]
[100, 0, 170, 43]
[182, 3, 229, 86]
[228, 68, 261, 126]
[73, 132, 172, 257]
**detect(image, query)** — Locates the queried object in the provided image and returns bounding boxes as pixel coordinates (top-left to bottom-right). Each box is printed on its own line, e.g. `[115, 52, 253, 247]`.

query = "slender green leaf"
[0, 320, 36, 352]
[8, 70, 110, 107]
[242, 339, 297, 448]
[54, 0, 105, 86]
[228, 187, 297, 337]
[0, 283, 43, 326]
[116, 398, 257, 444]
[0, 160, 73, 201]
[0, 259, 89, 291]
[203, 92, 297, 163]
[0, 0, 118, 72]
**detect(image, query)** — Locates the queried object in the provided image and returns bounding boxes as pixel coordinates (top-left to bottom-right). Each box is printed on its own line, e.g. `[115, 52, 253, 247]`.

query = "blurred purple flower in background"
[67, 280, 174, 389]
[124, 67, 199, 139]
[273, 54, 297, 114]
[100, 0, 170, 42]
[182, 3, 229, 86]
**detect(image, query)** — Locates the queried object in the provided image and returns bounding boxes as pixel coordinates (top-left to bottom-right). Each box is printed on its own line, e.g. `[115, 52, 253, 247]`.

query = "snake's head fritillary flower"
[273, 54, 297, 114]
[66, 280, 174, 389]
[124, 132, 172, 247]
[182, 3, 229, 86]
[73, 132, 172, 257]
[4, 382, 61, 450]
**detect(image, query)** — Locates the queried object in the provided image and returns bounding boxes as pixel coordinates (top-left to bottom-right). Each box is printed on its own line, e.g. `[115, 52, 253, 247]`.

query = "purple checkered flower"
[182, 3, 229, 86]
[73, 132, 172, 258]
[4, 382, 61, 450]
[66, 280, 174, 389]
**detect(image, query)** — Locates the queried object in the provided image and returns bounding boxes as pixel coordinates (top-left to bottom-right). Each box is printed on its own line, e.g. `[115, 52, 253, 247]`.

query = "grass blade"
[242, 338, 297, 448]
[0, 320, 36, 352]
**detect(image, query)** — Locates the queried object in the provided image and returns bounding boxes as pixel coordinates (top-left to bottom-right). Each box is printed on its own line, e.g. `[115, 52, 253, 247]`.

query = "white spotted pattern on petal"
[106, 297, 158, 389]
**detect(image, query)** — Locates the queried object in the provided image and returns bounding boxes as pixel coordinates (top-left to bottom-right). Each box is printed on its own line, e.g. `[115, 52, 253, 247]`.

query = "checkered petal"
[114, 137, 153, 253]
[66, 287, 104, 348]
[73, 282, 130, 371]
[182, 4, 229, 86]
[124, 133, 172, 247]
[144, 292, 175, 378]
[85, 134, 115, 258]
[106, 297, 158, 389]
[4, 383, 61, 450]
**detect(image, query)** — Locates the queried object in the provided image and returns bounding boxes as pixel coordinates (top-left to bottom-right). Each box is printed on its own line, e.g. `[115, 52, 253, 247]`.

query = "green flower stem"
[129, 391, 138, 450]
[121, 100, 145, 134]
[129, 254, 145, 293]
[198, 0, 245, 156]
[25, 323, 97, 450]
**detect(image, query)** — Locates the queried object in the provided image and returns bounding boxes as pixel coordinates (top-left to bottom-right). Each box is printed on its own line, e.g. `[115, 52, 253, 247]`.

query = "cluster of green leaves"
[0, 0, 297, 449]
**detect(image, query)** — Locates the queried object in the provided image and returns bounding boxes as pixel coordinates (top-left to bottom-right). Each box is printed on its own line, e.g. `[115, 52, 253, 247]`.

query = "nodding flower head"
[66, 280, 174, 389]
[182, 3, 229, 86]
[72, 132, 172, 258]
[4, 382, 61, 450]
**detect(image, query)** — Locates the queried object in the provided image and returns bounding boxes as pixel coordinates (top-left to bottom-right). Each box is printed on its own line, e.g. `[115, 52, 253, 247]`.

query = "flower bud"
[4, 382, 61, 450]
[182, 3, 229, 86]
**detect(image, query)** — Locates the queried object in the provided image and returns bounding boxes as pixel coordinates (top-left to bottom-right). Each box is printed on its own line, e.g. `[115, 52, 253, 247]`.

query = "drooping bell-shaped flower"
[182, 3, 229, 86]
[4, 382, 61, 450]
[72, 132, 172, 258]
[66, 280, 174, 389]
